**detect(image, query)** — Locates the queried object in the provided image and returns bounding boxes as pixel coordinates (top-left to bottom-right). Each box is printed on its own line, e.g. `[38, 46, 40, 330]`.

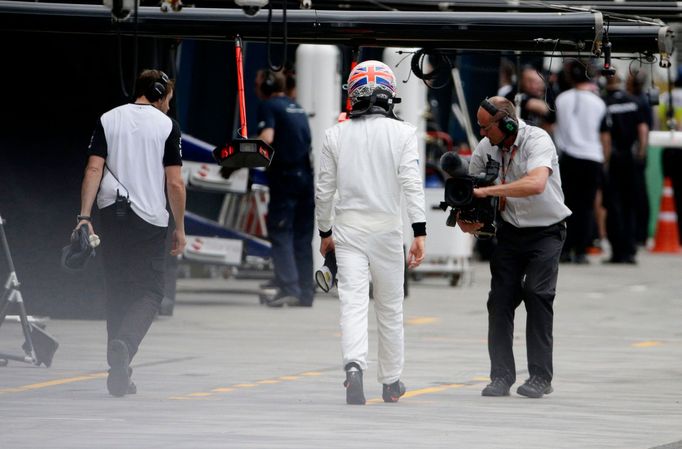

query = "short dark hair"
[134, 69, 175, 101]
[257, 69, 286, 96]
[565, 59, 591, 85]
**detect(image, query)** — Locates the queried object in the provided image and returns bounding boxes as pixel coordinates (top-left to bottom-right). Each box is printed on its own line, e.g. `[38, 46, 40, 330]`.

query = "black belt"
[499, 219, 566, 234]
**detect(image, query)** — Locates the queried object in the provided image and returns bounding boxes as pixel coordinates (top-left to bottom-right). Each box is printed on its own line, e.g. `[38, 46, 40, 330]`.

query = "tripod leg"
[13, 290, 37, 364]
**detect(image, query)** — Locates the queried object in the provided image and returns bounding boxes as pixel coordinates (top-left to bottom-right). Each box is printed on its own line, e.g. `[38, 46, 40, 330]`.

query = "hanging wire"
[115, 0, 139, 101]
[409, 49, 452, 90]
[266, 0, 288, 72]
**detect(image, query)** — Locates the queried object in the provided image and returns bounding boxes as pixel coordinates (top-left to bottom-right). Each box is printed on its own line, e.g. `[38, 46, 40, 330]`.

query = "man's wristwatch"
[77, 215, 91, 222]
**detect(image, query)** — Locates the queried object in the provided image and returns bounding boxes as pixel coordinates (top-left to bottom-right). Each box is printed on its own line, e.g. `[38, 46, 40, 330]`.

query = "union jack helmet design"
[347, 60, 397, 105]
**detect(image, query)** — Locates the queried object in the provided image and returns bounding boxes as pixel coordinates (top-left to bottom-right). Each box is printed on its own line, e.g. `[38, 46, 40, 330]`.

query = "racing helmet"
[347, 60, 397, 107]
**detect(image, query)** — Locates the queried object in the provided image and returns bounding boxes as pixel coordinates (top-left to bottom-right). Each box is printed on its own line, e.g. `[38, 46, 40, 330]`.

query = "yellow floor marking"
[0, 372, 107, 394]
[366, 383, 465, 404]
[169, 396, 194, 400]
[168, 369, 324, 400]
[472, 376, 490, 382]
[405, 316, 439, 326]
[632, 341, 663, 348]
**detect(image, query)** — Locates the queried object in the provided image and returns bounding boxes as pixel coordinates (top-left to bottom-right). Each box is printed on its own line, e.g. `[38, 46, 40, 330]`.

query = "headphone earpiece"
[146, 71, 169, 102]
[480, 98, 518, 137]
[260, 70, 277, 97]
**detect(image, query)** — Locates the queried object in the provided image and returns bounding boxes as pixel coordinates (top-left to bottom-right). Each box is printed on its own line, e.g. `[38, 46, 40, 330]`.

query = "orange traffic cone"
[651, 177, 681, 253]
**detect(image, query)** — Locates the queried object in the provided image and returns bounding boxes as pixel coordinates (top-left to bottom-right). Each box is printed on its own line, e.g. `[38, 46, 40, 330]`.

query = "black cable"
[115, 1, 139, 102]
[409, 49, 452, 90]
[116, 25, 130, 99]
[266, 0, 287, 72]
[130, 0, 139, 102]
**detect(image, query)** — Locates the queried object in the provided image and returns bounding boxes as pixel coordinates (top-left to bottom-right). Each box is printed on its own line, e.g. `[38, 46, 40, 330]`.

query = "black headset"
[480, 98, 518, 137]
[259, 69, 279, 97]
[145, 71, 169, 102]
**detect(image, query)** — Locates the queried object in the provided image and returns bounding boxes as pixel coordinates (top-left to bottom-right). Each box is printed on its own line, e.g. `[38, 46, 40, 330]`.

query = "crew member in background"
[255, 69, 315, 308]
[316, 60, 426, 405]
[603, 73, 648, 264]
[554, 60, 611, 264]
[458, 96, 570, 398]
[625, 70, 653, 245]
[78, 69, 186, 397]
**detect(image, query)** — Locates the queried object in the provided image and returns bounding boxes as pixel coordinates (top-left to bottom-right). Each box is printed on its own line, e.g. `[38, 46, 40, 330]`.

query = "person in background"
[625, 70, 653, 245]
[603, 72, 648, 263]
[255, 68, 315, 308]
[554, 60, 611, 264]
[77, 69, 186, 397]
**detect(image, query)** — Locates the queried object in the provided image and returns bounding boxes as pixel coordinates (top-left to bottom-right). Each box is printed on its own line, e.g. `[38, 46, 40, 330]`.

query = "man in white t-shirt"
[77, 69, 186, 397]
[554, 60, 611, 264]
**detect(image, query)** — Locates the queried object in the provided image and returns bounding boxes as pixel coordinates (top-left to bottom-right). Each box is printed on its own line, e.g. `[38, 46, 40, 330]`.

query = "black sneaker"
[265, 293, 301, 308]
[107, 339, 131, 397]
[481, 378, 511, 397]
[382, 380, 406, 403]
[259, 279, 277, 290]
[126, 367, 136, 394]
[344, 363, 366, 405]
[127, 381, 137, 395]
[517, 376, 553, 398]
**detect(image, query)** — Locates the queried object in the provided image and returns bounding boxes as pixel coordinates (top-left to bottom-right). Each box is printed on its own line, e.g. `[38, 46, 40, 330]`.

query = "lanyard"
[499, 145, 518, 185]
[498, 145, 518, 212]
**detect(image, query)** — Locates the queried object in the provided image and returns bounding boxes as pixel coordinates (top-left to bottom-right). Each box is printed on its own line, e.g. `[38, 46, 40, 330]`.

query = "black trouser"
[604, 154, 637, 260]
[100, 206, 167, 364]
[266, 167, 315, 306]
[633, 157, 650, 245]
[487, 220, 566, 384]
[560, 154, 602, 257]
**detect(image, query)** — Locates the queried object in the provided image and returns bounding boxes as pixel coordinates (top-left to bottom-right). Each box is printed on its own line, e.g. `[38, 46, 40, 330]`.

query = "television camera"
[439, 151, 500, 238]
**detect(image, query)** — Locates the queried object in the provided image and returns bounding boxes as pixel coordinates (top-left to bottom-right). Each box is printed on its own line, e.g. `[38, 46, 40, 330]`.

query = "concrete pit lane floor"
[0, 251, 681, 449]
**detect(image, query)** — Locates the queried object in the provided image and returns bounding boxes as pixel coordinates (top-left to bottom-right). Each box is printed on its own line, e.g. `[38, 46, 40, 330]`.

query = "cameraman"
[458, 96, 570, 398]
[77, 69, 186, 397]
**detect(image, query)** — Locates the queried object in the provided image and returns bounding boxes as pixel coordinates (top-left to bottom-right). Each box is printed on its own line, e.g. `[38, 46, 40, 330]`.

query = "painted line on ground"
[405, 316, 440, 326]
[0, 373, 107, 394]
[632, 340, 663, 348]
[366, 383, 466, 404]
[168, 370, 325, 400]
[0, 356, 198, 395]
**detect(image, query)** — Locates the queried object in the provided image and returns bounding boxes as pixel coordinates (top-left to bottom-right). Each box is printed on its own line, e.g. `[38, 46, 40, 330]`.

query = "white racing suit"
[316, 114, 426, 384]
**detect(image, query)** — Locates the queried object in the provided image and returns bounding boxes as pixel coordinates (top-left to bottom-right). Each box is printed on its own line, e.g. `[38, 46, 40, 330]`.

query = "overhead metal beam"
[310, 0, 682, 22]
[0, 1, 673, 57]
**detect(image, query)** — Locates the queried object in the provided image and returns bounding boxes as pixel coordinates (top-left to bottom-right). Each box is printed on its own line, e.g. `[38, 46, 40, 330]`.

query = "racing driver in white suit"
[315, 60, 427, 405]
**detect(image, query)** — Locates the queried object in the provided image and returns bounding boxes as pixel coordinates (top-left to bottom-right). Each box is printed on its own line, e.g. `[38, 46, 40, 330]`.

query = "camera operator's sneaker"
[516, 376, 553, 398]
[344, 362, 366, 405]
[481, 378, 511, 397]
[107, 339, 131, 397]
[382, 380, 406, 403]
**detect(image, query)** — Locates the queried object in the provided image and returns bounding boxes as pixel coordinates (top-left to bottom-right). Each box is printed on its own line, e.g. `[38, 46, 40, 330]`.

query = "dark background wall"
[0, 31, 236, 318]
